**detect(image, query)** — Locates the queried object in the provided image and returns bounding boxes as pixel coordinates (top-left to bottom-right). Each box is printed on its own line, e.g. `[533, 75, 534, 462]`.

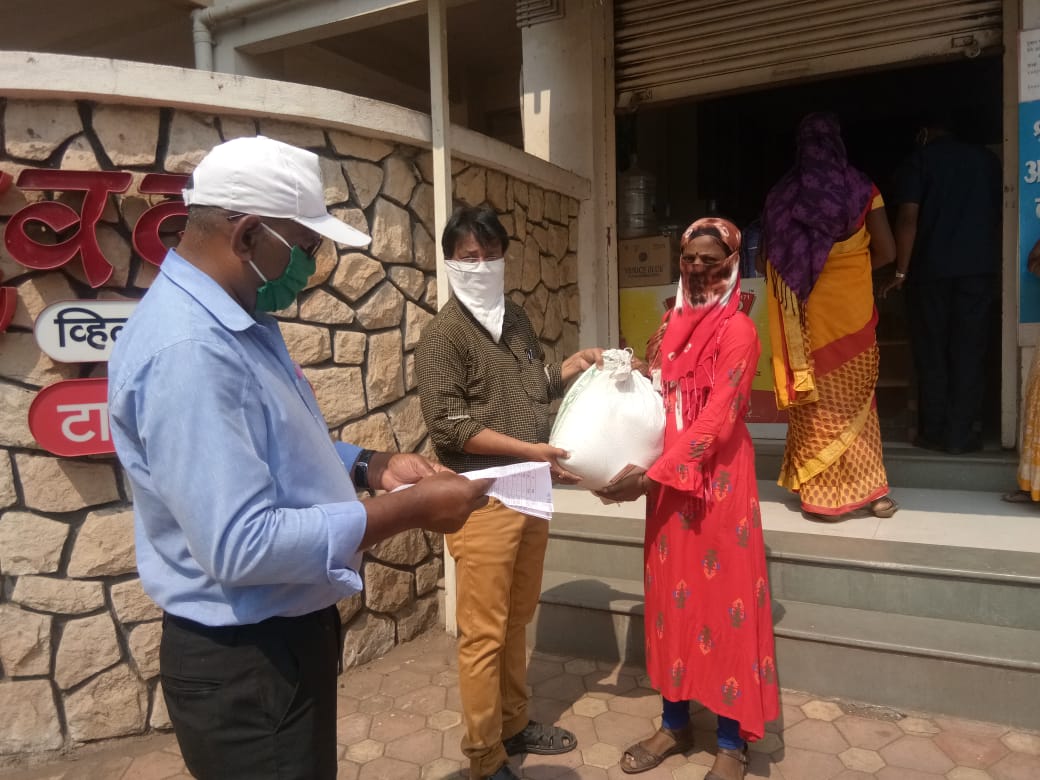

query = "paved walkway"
[2, 629, 1039, 780]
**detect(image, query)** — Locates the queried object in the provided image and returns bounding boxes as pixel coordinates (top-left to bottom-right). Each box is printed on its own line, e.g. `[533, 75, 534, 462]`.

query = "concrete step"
[530, 569, 644, 663]
[767, 530, 1040, 629]
[542, 511, 642, 581]
[546, 492, 1040, 629]
[774, 600, 1040, 730]
[753, 438, 1017, 493]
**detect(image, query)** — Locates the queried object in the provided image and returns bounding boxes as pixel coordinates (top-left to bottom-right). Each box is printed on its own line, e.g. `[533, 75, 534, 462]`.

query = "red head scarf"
[646, 217, 742, 384]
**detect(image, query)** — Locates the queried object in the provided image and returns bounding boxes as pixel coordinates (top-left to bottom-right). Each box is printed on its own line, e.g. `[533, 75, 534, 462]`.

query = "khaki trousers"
[446, 498, 549, 779]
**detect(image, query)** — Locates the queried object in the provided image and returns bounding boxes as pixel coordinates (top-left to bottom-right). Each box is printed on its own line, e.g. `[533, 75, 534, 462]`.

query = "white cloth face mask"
[445, 258, 506, 343]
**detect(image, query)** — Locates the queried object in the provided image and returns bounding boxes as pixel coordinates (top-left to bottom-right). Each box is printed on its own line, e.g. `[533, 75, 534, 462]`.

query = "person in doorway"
[414, 205, 603, 780]
[108, 136, 492, 780]
[882, 114, 1002, 454]
[597, 218, 778, 780]
[1005, 237, 1040, 503]
[738, 216, 763, 279]
[760, 112, 899, 521]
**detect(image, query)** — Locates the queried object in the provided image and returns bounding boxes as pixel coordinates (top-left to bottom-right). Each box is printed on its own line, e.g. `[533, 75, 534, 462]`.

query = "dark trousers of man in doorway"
[907, 273, 997, 453]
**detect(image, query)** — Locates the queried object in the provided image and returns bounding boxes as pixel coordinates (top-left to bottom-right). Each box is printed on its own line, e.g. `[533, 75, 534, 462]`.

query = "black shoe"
[912, 436, 946, 453]
[947, 440, 982, 455]
[483, 764, 521, 780]
[503, 720, 578, 755]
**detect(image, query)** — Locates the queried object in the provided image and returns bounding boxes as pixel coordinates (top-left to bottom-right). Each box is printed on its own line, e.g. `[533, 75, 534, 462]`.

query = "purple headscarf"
[762, 113, 873, 302]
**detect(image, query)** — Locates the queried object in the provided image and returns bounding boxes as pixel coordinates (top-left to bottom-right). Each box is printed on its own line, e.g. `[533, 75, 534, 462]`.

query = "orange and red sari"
[765, 190, 889, 516]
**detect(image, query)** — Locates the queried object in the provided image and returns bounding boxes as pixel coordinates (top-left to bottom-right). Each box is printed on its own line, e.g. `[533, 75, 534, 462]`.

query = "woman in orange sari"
[762, 113, 899, 520]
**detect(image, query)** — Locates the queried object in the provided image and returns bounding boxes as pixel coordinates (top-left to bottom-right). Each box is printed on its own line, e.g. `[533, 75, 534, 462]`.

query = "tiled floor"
[2, 629, 1039, 780]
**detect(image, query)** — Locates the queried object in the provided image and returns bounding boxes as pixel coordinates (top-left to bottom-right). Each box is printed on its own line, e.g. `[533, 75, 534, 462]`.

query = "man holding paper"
[108, 137, 491, 779]
[415, 205, 603, 780]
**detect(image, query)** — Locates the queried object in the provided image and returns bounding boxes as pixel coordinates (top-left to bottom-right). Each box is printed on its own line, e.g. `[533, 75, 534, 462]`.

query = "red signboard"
[28, 378, 113, 457]
[0, 171, 15, 333]
[3, 170, 189, 288]
[133, 174, 190, 266]
[6, 170, 133, 287]
[1, 169, 194, 457]
[0, 286, 16, 333]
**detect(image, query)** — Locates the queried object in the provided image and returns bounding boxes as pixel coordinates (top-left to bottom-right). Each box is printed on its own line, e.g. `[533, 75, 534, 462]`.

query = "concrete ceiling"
[1, 0, 204, 69]
[315, 1, 521, 95]
[1, 0, 520, 95]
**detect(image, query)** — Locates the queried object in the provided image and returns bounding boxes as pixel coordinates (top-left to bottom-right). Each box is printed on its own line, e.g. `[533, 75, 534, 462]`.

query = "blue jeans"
[662, 697, 745, 751]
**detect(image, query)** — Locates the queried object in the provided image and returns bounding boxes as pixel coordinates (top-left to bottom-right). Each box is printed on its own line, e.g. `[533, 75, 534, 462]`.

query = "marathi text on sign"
[4, 170, 189, 289]
[28, 378, 114, 457]
[35, 300, 138, 363]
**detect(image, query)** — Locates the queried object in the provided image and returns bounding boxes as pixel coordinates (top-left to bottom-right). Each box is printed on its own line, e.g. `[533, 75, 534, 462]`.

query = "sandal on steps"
[620, 724, 695, 774]
[503, 720, 577, 756]
[705, 745, 749, 780]
[870, 496, 899, 518]
[1002, 490, 1036, 504]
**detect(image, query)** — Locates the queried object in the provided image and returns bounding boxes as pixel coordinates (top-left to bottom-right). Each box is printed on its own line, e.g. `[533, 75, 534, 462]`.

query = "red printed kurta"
[644, 313, 779, 742]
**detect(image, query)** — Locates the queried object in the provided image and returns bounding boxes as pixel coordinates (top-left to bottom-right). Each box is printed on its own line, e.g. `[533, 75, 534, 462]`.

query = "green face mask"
[250, 223, 318, 313]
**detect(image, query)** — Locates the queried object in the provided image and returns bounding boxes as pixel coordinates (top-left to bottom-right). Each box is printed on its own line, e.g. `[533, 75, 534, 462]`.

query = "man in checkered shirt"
[416, 205, 603, 780]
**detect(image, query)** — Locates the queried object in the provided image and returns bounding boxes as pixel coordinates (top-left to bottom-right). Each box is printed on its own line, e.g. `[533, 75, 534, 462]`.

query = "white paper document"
[462, 461, 554, 520]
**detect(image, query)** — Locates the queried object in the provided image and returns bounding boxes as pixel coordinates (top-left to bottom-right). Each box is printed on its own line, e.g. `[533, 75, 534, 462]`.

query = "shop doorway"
[616, 54, 1004, 445]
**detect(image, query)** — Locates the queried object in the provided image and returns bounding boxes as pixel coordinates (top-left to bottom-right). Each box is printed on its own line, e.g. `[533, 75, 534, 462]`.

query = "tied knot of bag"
[601, 348, 635, 382]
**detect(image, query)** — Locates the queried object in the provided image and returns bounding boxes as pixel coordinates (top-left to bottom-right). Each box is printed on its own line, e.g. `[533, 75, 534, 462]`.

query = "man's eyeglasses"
[453, 256, 505, 263]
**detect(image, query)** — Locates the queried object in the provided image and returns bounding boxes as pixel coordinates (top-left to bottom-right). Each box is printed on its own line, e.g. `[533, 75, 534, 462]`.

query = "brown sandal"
[705, 745, 749, 780]
[870, 496, 899, 518]
[620, 724, 695, 774]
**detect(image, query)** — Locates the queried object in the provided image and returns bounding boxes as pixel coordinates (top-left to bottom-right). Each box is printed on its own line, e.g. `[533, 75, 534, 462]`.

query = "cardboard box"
[618, 236, 673, 288]
[619, 284, 675, 360]
[739, 277, 788, 426]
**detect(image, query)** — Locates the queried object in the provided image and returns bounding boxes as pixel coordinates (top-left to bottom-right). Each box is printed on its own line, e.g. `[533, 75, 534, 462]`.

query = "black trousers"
[160, 606, 341, 780]
[907, 274, 996, 450]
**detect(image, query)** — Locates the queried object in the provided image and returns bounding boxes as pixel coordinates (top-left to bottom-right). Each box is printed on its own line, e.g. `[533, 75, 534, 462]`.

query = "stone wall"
[0, 97, 582, 758]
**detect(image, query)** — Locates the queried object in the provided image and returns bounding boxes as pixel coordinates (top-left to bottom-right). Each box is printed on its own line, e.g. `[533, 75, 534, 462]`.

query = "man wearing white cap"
[108, 136, 491, 780]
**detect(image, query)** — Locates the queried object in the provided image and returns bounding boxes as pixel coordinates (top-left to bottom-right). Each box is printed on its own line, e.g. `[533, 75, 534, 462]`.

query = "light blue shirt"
[109, 250, 367, 626]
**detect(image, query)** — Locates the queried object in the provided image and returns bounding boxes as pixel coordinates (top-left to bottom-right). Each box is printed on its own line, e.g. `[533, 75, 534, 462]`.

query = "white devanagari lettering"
[56, 403, 110, 443]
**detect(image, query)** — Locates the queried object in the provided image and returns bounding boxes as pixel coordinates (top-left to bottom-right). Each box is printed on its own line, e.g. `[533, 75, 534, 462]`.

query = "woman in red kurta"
[598, 218, 778, 779]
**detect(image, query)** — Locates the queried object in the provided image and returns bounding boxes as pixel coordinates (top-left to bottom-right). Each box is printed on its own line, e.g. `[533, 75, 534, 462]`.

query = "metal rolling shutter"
[615, 0, 1003, 108]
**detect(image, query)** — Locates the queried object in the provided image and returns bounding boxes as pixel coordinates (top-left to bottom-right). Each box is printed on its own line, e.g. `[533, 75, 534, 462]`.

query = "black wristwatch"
[353, 449, 376, 492]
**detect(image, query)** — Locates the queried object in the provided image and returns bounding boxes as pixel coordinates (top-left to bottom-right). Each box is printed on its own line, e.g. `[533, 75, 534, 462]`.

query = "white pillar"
[427, 0, 457, 636]
[520, 0, 616, 350]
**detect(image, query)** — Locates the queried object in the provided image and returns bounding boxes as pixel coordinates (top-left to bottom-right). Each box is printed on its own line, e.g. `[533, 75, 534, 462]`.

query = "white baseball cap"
[182, 135, 371, 247]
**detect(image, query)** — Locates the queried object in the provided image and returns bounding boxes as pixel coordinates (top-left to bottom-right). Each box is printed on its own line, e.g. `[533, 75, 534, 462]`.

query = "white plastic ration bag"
[549, 348, 665, 491]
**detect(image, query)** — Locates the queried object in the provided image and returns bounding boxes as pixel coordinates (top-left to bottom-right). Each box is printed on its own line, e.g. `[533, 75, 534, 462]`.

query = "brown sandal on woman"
[705, 745, 749, 780]
[870, 496, 899, 518]
[620, 724, 695, 774]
